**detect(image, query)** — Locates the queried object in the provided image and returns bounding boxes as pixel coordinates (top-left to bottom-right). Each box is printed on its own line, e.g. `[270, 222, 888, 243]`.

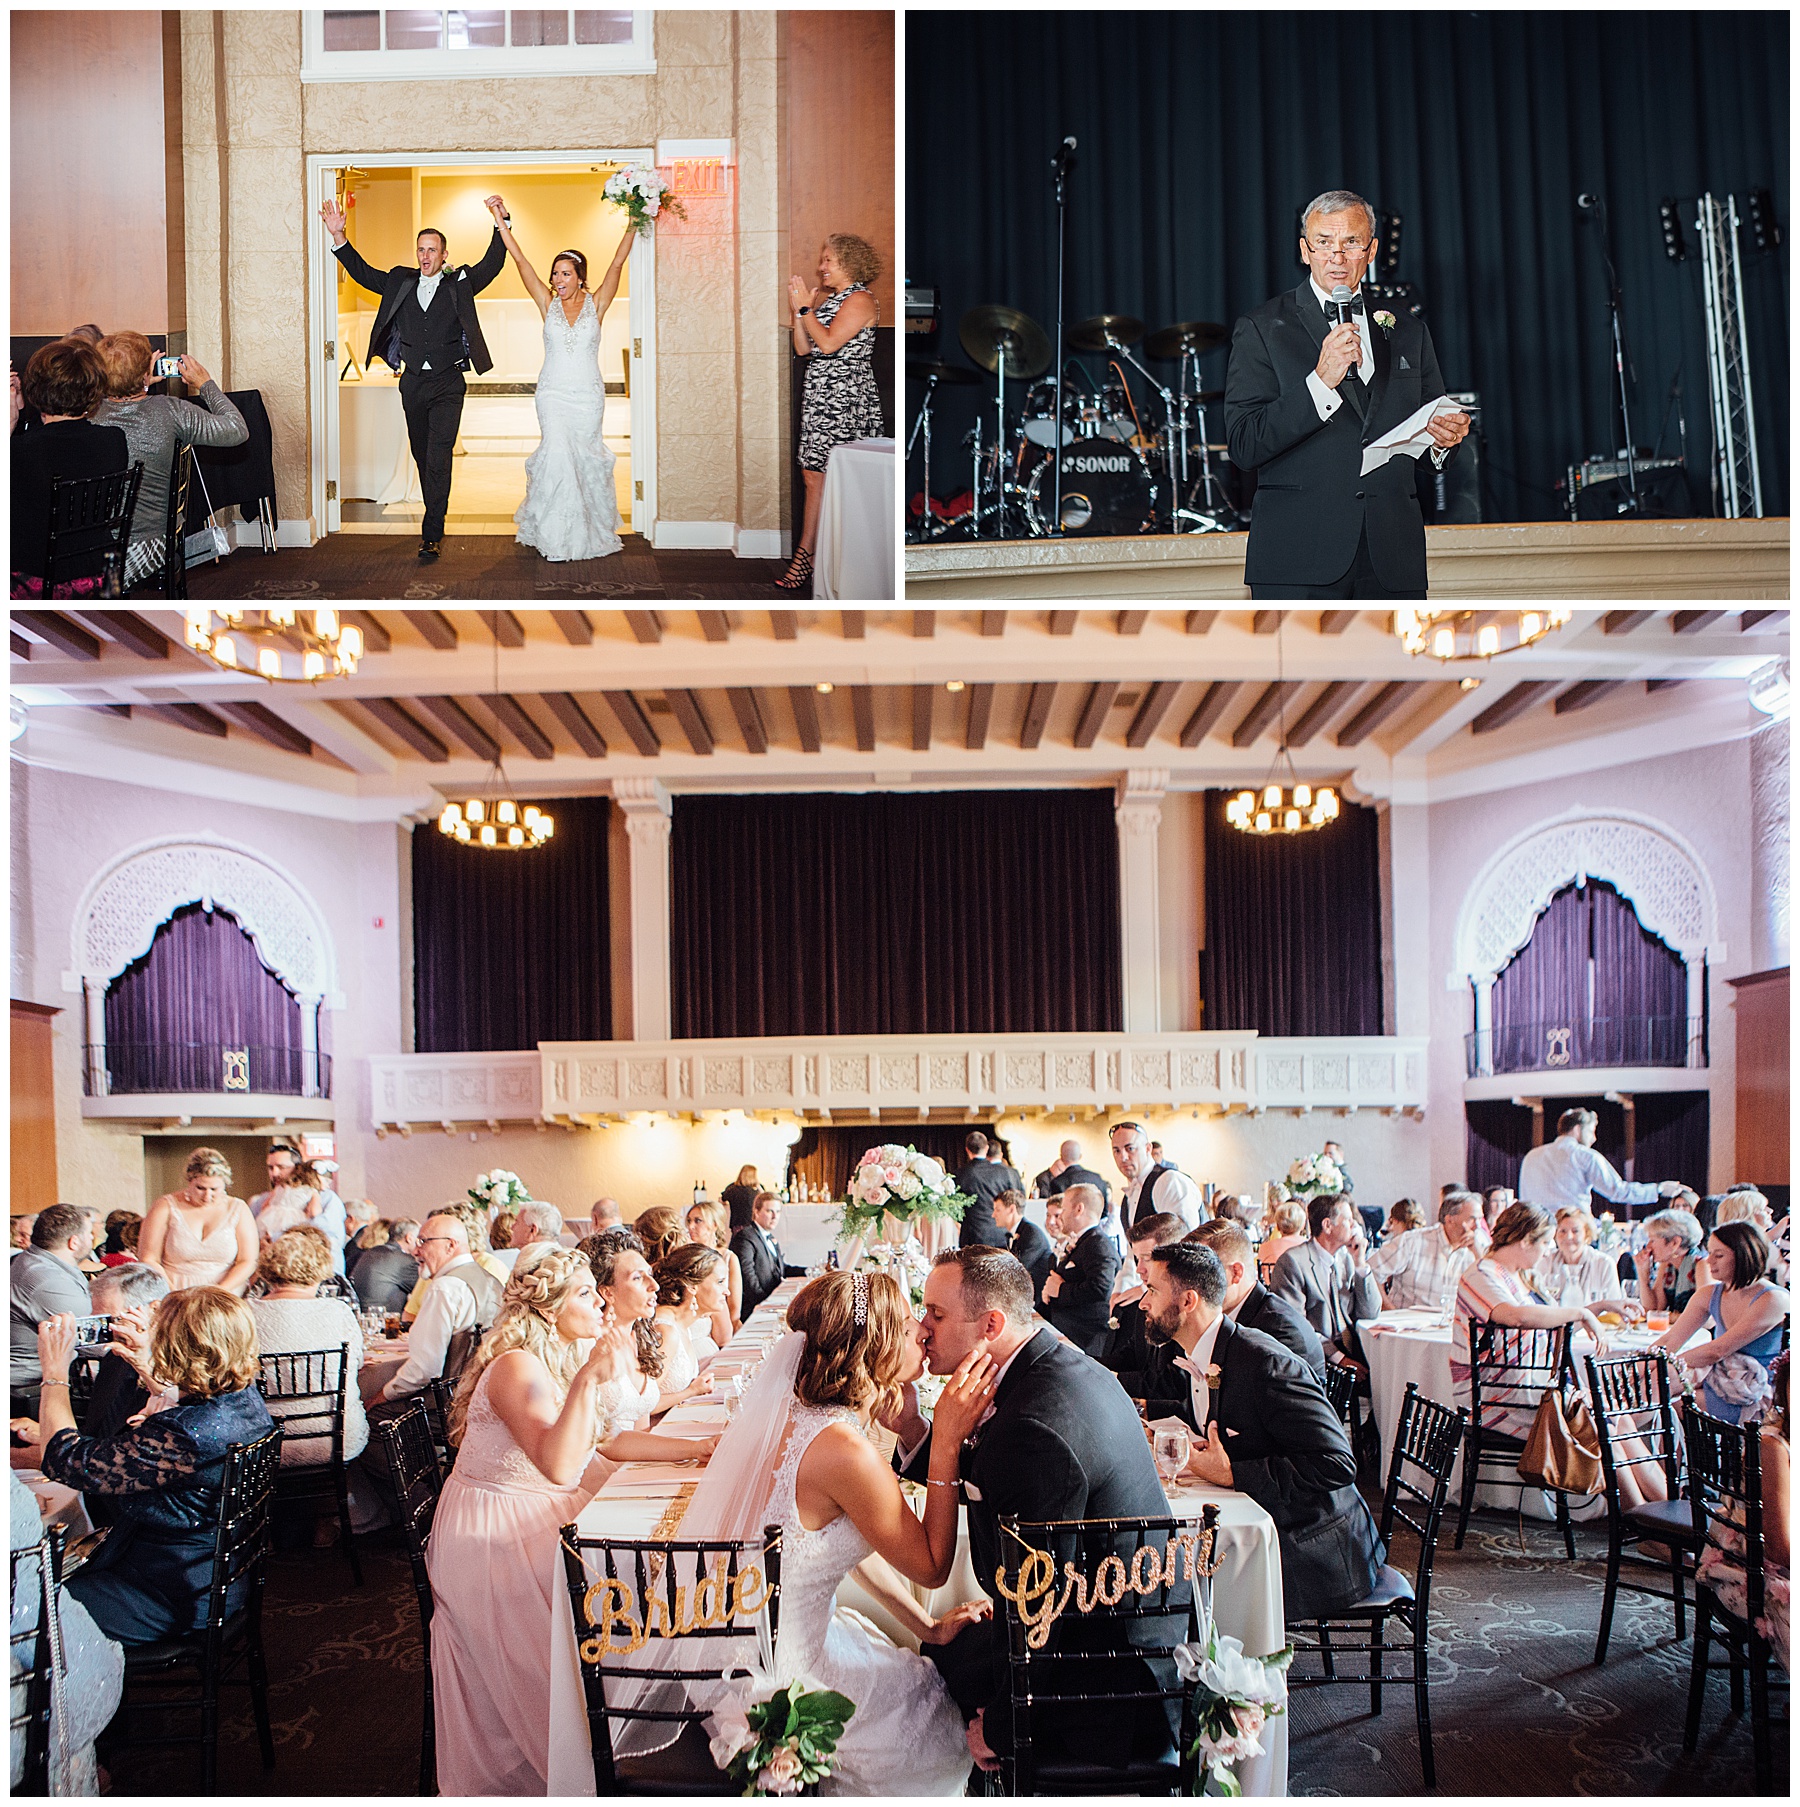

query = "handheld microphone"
[1052, 135, 1077, 171]
[1577, 193, 1600, 212]
[1329, 284, 1356, 326]
[1062, 135, 1077, 151]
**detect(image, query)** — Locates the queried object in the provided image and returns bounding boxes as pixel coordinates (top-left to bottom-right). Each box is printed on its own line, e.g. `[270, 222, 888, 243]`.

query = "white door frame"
[304, 149, 657, 541]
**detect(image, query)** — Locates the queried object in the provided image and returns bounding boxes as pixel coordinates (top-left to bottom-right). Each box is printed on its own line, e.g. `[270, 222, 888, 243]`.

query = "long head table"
[544, 1278, 1289, 1796]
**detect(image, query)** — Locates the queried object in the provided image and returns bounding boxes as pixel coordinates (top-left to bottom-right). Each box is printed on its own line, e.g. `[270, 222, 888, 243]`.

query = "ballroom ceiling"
[9, 608, 1787, 813]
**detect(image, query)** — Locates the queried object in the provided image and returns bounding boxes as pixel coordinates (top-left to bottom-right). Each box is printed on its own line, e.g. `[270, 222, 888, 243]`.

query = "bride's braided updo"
[786, 1269, 912, 1420]
[447, 1245, 589, 1444]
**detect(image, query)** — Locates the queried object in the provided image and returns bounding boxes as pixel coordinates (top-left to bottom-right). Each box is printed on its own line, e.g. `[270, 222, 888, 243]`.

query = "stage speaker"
[1419, 391, 1481, 522]
[1569, 456, 1692, 521]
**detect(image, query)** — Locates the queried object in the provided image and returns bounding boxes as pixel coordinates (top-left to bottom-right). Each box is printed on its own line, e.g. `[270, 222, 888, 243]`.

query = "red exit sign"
[660, 158, 732, 198]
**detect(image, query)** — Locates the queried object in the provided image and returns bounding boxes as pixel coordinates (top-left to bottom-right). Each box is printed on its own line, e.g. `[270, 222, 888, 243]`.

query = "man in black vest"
[1109, 1120, 1202, 1231]
[1224, 188, 1470, 599]
[319, 195, 508, 561]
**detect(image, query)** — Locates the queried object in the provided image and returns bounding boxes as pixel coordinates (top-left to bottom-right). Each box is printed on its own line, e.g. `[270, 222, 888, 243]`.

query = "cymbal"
[1067, 313, 1143, 351]
[959, 305, 1051, 380]
[1145, 319, 1229, 359]
[906, 358, 981, 386]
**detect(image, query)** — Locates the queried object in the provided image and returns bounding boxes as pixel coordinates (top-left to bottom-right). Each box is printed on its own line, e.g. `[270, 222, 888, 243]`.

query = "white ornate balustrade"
[368, 1033, 1429, 1129]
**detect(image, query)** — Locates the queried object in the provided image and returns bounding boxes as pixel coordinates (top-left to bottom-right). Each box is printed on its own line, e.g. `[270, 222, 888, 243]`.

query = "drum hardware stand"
[1578, 192, 1641, 515]
[1174, 345, 1234, 532]
[1051, 136, 1075, 537]
[1108, 337, 1212, 534]
[905, 373, 939, 544]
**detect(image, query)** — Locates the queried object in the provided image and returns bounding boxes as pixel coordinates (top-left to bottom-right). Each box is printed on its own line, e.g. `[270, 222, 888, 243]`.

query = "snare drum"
[1095, 381, 1136, 442]
[1025, 442, 1158, 536]
[1020, 381, 1073, 448]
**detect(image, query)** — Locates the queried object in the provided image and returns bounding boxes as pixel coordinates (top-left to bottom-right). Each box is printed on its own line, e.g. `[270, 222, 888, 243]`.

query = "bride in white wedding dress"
[486, 195, 633, 561]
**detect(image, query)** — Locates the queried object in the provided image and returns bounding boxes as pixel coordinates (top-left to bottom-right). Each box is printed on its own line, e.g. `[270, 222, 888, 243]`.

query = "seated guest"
[592, 1238, 708, 1424]
[1099, 1213, 1190, 1400]
[589, 1195, 623, 1235]
[250, 1227, 369, 1473]
[720, 1164, 760, 1230]
[351, 1218, 419, 1314]
[1257, 1198, 1309, 1276]
[1632, 1208, 1708, 1317]
[9, 1204, 94, 1415]
[35, 1290, 276, 1645]
[1041, 1182, 1120, 1354]
[496, 1200, 565, 1276]
[96, 1209, 142, 1267]
[399, 1201, 509, 1320]
[1269, 1194, 1380, 1369]
[991, 1189, 1053, 1308]
[1654, 1222, 1789, 1425]
[1538, 1206, 1626, 1308]
[632, 1204, 688, 1266]
[685, 1200, 743, 1336]
[374, 1212, 504, 1408]
[342, 1199, 377, 1258]
[1141, 1242, 1383, 1619]
[430, 1248, 720, 1794]
[488, 1210, 520, 1269]
[731, 1191, 798, 1316]
[10, 338, 128, 595]
[651, 1241, 729, 1380]
[11, 1214, 37, 1254]
[1717, 1189, 1783, 1281]
[81, 1260, 170, 1439]
[91, 334, 246, 588]
[1368, 1190, 1483, 1311]
[1187, 1219, 1325, 1374]
[1384, 1197, 1424, 1239]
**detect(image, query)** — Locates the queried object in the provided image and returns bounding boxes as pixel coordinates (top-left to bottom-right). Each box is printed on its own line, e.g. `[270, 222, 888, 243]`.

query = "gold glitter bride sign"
[579, 1557, 771, 1661]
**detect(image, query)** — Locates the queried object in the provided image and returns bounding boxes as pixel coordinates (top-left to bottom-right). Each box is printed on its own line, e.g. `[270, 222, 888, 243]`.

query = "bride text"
[580, 1560, 771, 1660]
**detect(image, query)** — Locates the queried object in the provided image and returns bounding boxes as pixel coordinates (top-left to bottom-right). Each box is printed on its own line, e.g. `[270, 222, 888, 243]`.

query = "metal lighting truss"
[1695, 193, 1764, 519]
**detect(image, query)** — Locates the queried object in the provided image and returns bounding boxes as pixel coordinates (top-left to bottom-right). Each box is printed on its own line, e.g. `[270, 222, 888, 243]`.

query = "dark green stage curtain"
[412, 794, 612, 1052]
[907, 11, 1788, 521]
[670, 789, 1122, 1037]
[1199, 788, 1382, 1036]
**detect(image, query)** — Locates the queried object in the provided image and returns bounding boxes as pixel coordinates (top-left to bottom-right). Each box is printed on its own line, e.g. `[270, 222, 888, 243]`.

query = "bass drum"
[1025, 443, 1158, 536]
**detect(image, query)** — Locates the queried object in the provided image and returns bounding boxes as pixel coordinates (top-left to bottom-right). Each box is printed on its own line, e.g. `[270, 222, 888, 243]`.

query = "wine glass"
[1152, 1426, 1191, 1488]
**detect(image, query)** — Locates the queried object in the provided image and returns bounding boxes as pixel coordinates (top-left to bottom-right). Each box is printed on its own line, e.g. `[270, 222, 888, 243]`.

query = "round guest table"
[543, 1284, 1288, 1795]
[358, 1333, 411, 1404]
[815, 437, 896, 600]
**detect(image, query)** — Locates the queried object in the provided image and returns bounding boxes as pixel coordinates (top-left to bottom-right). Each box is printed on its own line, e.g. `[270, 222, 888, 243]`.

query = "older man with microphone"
[1224, 187, 1470, 599]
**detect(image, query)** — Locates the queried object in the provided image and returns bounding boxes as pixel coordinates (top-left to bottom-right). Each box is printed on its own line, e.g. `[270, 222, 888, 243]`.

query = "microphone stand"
[1588, 197, 1641, 514]
[904, 373, 938, 543]
[1106, 338, 1187, 532]
[1051, 140, 1073, 536]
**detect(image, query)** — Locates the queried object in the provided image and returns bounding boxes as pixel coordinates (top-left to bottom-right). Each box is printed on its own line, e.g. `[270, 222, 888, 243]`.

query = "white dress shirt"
[1303, 276, 1450, 468]
[1368, 1223, 1475, 1311]
[382, 1255, 484, 1400]
[1173, 1310, 1226, 1428]
[1519, 1136, 1660, 1214]
[1125, 1168, 1203, 1232]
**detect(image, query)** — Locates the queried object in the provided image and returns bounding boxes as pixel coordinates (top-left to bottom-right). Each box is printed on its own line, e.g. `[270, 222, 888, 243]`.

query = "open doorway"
[306, 151, 656, 540]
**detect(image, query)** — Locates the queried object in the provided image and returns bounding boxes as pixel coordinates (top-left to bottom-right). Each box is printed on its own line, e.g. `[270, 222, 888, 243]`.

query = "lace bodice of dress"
[537, 290, 603, 396]
[657, 1316, 699, 1393]
[768, 1403, 874, 1676]
[453, 1362, 631, 1490]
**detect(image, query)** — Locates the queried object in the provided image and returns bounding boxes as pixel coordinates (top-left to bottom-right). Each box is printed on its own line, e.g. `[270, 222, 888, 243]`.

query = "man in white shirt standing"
[376, 1212, 503, 1405]
[1519, 1107, 1681, 1217]
[1109, 1121, 1203, 1232]
[251, 1142, 349, 1275]
[1368, 1190, 1483, 1310]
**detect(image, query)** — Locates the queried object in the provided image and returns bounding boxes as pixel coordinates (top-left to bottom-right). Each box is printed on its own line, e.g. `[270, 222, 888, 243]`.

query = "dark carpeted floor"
[102, 1510, 1781, 1797]
[184, 532, 800, 602]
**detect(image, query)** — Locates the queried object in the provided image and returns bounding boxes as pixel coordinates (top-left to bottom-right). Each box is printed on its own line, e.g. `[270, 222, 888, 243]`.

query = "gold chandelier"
[185, 608, 364, 681]
[437, 788, 554, 850]
[1395, 607, 1572, 661]
[1228, 612, 1340, 835]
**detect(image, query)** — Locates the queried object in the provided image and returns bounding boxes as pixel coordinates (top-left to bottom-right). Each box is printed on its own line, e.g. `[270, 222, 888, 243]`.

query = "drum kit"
[905, 304, 1245, 542]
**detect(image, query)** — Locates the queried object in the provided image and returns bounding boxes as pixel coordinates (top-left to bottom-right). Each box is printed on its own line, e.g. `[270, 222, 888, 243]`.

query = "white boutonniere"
[1373, 310, 1397, 334]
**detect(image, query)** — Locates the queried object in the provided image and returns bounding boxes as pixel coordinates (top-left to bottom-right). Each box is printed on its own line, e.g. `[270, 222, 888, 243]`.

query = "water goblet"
[1152, 1426, 1191, 1489]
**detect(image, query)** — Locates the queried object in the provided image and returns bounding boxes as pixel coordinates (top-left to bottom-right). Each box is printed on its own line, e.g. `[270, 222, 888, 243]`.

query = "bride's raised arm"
[593, 221, 636, 319]
[485, 193, 552, 316]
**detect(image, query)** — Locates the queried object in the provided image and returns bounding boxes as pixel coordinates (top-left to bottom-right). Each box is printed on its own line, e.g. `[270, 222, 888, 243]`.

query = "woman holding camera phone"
[91, 330, 246, 587]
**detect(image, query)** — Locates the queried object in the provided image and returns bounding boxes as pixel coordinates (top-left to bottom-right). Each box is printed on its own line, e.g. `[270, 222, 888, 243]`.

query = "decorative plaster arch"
[1452, 805, 1724, 988]
[67, 833, 342, 1006]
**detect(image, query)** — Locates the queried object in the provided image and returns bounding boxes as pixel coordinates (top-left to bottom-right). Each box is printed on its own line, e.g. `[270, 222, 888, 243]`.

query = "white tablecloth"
[815, 437, 895, 600]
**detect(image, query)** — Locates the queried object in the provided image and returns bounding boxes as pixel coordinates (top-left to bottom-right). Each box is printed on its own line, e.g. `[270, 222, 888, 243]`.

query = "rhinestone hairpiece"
[852, 1271, 868, 1329]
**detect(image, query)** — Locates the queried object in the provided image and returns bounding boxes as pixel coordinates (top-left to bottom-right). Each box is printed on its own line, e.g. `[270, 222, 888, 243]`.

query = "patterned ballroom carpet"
[183, 532, 801, 602]
[101, 1511, 1782, 1796]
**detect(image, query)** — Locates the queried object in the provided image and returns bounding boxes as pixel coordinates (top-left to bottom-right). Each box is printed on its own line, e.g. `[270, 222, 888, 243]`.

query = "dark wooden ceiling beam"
[1334, 681, 1419, 746]
[540, 692, 607, 757]
[623, 611, 664, 644]
[1672, 610, 1725, 635]
[1741, 610, 1780, 631]
[840, 611, 865, 638]
[1047, 611, 1078, 635]
[1117, 609, 1149, 635]
[664, 690, 715, 756]
[1318, 610, 1357, 634]
[770, 610, 799, 641]
[355, 697, 448, 761]
[725, 687, 767, 753]
[1124, 681, 1180, 748]
[1073, 681, 1121, 748]
[87, 703, 131, 719]
[12, 611, 99, 660]
[1553, 679, 1625, 714]
[1230, 681, 1298, 747]
[789, 686, 823, 753]
[11, 634, 31, 660]
[1184, 610, 1217, 634]
[965, 683, 995, 749]
[213, 700, 312, 757]
[412, 611, 459, 650]
[484, 609, 525, 647]
[1251, 610, 1283, 634]
[1470, 680, 1557, 734]
[1646, 678, 1687, 694]
[1602, 609, 1651, 634]
[849, 685, 874, 752]
[1020, 681, 1057, 748]
[144, 701, 229, 738]
[551, 610, 592, 646]
[699, 611, 732, 643]
[980, 611, 1007, 637]
[76, 611, 168, 658]
[1284, 680, 1357, 747]
[481, 693, 556, 759]
[415, 695, 500, 761]
[341, 610, 391, 652]
[912, 684, 934, 751]
[912, 611, 935, 638]
[603, 691, 660, 757]
[1179, 681, 1241, 746]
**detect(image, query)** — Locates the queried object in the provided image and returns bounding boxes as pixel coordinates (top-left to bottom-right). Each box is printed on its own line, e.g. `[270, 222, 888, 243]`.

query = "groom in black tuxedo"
[729, 1191, 798, 1316]
[1224, 187, 1470, 598]
[884, 1248, 1185, 1774]
[319, 194, 508, 561]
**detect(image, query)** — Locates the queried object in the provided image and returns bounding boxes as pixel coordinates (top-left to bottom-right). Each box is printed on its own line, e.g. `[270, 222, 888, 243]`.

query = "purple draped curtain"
[670, 790, 1122, 1038]
[1198, 789, 1383, 1035]
[103, 903, 306, 1093]
[1632, 1090, 1711, 1197]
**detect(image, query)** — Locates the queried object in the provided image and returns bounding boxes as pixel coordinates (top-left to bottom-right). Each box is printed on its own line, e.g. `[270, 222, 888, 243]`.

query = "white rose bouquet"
[834, 1144, 970, 1245]
[1172, 1608, 1293, 1796]
[1283, 1151, 1344, 1200]
[704, 1670, 854, 1796]
[468, 1168, 532, 1213]
[603, 162, 688, 236]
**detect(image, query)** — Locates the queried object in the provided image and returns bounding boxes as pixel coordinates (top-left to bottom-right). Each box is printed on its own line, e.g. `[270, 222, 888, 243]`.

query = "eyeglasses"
[1307, 237, 1370, 255]
[417, 1235, 457, 1249]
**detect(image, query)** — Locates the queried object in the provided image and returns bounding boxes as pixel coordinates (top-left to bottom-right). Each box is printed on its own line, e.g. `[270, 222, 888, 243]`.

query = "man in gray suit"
[1269, 1193, 1380, 1368]
[10, 1204, 95, 1414]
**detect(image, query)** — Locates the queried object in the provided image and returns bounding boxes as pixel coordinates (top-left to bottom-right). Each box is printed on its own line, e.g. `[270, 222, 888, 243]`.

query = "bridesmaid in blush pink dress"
[427, 1248, 720, 1794]
[138, 1147, 258, 1294]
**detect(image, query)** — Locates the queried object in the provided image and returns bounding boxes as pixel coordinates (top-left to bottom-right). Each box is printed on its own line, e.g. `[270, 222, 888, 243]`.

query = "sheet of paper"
[1360, 394, 1463, 476]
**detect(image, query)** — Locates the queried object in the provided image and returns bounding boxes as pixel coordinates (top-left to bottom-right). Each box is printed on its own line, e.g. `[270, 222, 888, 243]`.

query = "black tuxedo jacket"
[900, 1328, 1186, 1765]
[332, 229, 507, 375]
[953, 1159, 1021, 1248]
[1047, 1162, 1112, 1209]
[1237, 1280, 1326, 1375]
[1006, 1217, 1055, 1307]
[1224, 280, 1451, 592]
[1172, 1315, 1383, 1619]
[1047, 1223, 1121, 1353]
[729, 1225, 787, 1315]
